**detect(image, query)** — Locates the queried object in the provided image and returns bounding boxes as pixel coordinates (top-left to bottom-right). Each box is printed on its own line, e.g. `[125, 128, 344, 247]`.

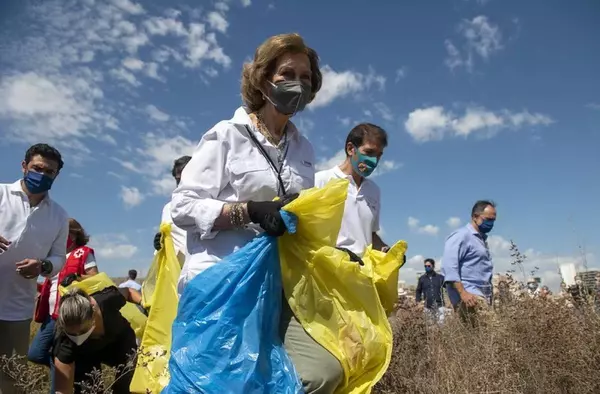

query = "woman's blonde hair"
[241, 33, 322, 112]
[57, 287, 94, 330]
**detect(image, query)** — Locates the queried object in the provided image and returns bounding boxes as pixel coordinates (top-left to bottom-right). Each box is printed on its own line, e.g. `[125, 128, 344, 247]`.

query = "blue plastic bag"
[163, 224, 302, 394]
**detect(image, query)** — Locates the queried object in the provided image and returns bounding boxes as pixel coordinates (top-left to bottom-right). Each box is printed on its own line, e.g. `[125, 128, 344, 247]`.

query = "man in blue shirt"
[441, 200, 497, 325]
[416, 258, 446, 324]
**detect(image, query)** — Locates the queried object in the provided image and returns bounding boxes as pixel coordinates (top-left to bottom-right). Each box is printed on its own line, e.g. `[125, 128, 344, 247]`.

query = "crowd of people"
[1, 32, 595, 394]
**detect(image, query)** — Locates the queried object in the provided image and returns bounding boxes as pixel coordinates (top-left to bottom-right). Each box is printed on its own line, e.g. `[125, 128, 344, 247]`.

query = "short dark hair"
[172, 156, 192, 178]
[471, 200, 496, 218]
[128, 269, 138, 280]
[68, 218, 90, 247]
[424, 258, 435, 267]
[344, 123, 388, 156]
[25, 143, 64, 171]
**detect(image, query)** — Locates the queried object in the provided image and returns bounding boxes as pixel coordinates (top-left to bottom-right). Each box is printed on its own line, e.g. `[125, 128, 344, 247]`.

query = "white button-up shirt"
[171, 107, 315, 289]
[161, 201, 187, 263]
[315, 166, 381, 256]
[0, 180, 69, 321]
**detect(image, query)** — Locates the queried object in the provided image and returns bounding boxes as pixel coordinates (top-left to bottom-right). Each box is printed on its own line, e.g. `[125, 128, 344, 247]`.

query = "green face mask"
[350, 145, 378, 177]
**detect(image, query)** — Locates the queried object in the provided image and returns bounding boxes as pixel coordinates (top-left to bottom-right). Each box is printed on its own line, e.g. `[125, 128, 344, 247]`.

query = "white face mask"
[66, 324, 95, 346]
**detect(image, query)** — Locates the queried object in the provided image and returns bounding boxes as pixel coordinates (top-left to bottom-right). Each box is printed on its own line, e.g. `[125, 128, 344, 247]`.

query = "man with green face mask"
[315, 123, 389, 256]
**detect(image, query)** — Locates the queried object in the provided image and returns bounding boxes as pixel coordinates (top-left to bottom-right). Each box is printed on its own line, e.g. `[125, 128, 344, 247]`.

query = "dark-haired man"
[153, 156, 192, 264]
[442, 200, 497, 325]
[119, 269, 142, 292]
[315, 123, 389, 256]
[416, 258, 446, 324]
[0, 143, 69, 394]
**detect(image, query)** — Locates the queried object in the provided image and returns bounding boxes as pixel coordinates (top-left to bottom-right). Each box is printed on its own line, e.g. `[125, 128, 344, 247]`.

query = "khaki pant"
[0, 319, 31, 394]
[280, 300, 344, 394]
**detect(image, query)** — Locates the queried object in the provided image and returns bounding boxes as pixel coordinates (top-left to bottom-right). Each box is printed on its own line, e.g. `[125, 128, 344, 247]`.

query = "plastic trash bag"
[59, 272, 147, 339]
[279, 179, 407, 394]
[131, 223, 182, 393]
[163, 233, 302, 394]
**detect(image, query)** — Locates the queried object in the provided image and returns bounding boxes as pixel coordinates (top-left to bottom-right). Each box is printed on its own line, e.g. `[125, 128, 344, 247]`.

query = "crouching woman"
[53, 287, 137, 394]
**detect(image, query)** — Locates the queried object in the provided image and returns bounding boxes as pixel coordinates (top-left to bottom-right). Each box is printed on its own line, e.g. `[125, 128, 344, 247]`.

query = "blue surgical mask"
[23, 171, 54, 194]
[350, 146, 378, 178]
[425, 266, 433, 273]
[478, 219, 495, 234]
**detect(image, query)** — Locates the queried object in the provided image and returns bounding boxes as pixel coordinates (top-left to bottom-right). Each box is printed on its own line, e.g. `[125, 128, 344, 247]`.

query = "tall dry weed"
[375, 299, 600, 394]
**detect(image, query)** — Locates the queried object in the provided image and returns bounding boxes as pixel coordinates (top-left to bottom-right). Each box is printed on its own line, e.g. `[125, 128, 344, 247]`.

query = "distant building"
[578, 270, 599, 291]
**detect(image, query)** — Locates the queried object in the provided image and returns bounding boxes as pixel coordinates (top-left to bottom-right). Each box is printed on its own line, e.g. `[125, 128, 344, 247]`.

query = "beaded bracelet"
[229, 203, 245, 228]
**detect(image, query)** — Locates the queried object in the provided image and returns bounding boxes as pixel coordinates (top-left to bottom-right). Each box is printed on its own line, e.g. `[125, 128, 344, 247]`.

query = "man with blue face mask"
[315, 123, 389, 257]
[0, 143, 69, 394]
[441, 200, 497, 326]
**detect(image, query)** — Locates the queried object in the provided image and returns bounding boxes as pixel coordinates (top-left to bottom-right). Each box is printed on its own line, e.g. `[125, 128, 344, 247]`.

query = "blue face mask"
[24, 171, 54, 194]
[478, 218, 495, 234]
[424, 266, 433, 273]
[350, 146, 378, 178]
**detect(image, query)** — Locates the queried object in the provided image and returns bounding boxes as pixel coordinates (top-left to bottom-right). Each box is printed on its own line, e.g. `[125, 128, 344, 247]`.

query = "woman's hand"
[246, 201, 287, 236]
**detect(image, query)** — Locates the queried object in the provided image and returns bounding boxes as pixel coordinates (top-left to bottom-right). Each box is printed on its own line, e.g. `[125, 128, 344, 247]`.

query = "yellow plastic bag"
[279, 179, 407, 394]
[131, 223, 182, 394]
[59, 272, 147, 339]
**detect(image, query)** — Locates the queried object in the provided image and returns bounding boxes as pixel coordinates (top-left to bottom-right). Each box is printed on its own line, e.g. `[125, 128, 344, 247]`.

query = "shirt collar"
[9, 179, 51, 205]
[467, 222, 487, 240]
[230, 106, 300, 141]
[333, 165, 371, 188]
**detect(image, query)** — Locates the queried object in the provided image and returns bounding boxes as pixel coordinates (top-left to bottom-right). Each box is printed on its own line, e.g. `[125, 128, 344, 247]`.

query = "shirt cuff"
[195, 199, 227, 240]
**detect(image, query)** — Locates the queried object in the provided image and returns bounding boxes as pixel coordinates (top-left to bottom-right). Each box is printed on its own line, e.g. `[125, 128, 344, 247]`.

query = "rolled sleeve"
[170, 128, 229, 240]
[441, 232, 464, 283]
[45, 218, 68, 277]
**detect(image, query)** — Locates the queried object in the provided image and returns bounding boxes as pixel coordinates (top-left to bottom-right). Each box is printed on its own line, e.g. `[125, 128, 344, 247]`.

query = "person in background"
[28, 218, 99, 392]
[526, 278, 540, 298]
[415, 258, 446, 324]
[118, 270, 142, 292]
[539, 285, 551, 299]
[441, 200, 497, 326]
[53, 287, 137, 394]
[153, 155, 192, 265]
[170, 33, 341, 393]
[0, 143, 69, 394]
[314, 123, 389, 256]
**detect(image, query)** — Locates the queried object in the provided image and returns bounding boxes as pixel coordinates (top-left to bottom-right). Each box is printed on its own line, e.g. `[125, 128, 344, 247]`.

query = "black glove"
[60, 273, 79, 287]
[247, 201, 286, 236]
[336, 247, 365, 266]
[153, 232, 162, 251]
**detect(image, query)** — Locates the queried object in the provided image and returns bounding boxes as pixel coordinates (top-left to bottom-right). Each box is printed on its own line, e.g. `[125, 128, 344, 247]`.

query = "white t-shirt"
[48, 250, 97, 316]
[119, 279, 142, 292]
[0, 181, 69, 321]
[315, 166, 381, 257]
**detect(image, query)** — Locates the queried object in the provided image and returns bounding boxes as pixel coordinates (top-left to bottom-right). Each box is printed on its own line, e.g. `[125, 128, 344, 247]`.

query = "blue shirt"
[441, 223, 493, 306]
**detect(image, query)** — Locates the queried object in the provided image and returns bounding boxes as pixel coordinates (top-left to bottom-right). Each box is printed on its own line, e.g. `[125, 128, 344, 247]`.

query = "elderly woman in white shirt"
[171, 33, 343, 394]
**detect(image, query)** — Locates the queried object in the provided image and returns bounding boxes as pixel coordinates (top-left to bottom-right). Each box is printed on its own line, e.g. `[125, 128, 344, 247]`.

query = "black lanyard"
[244, 125, 289, 196]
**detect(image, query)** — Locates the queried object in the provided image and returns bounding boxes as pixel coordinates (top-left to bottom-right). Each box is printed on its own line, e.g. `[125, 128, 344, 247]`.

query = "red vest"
[34, 246, 94, 322]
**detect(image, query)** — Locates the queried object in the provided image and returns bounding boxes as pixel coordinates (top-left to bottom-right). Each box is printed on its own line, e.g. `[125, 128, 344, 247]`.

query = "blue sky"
[1, 0, 598, 289]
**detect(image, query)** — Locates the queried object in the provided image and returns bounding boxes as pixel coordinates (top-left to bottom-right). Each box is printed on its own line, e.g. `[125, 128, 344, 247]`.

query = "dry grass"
[374, 299, 600, 394]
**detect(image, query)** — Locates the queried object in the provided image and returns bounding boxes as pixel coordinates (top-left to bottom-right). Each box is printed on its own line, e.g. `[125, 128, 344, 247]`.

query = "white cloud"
[294, 117, 315, 135]
[309, 65, 385, 109]
[145, 104, 170, 122]
[395, 67, 407, 82]
[373, 102, 395, 122]
[91, 233, 138, 260]
[111, 0, 145, 15]
[316, 150, 346, 171]
[206, 12, 229, 33]
[371, 160, 402, 178]
[241, 0, 252, 7]
[445, 15, 502, 71]
[122, 57, 145, 70]
[408, 216, 440, 236]
[446, 217, 462, 228]
[404, 105, 554, 142]
[120, 186, 145, 208]
[337, 116, 352, 127]
[585, 103, 600, 110]
[110, 68, 140, 86]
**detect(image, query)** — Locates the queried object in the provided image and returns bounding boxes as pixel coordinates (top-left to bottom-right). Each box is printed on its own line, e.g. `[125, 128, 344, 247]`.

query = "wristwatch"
[40, 259, 53, 275]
